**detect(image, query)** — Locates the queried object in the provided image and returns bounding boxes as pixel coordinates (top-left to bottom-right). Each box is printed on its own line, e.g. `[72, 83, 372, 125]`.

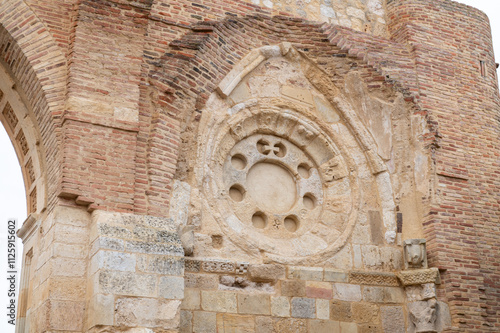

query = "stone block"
[405, 284, 436, 302]
[362, 286, 384, 303]
[381, 306, 405, 333]
[330, 301, 353, 322]
[358, 323, 382, 333]
[353, 245, 363, 269]
[201, 259, 235, 273]
[97, 270, 156, 297]
[90, 250, 136, 275]
[137, 254, 184, 275]
[281, 280, 306, 297]
[201, 291, 237, 313]
[216, 313, 254, 332]
[384, 287, 405, 303]
[193, 311, 216, 333]
[291, 297, 315, 319]
[324, 269, 348, 283]
[255, 316, 273, 333]
[90, 237, 124, 256]
[348, 271, 399, 287]
[271, 296, 290, 317]
[248, 264, 285, 281]
[52, 258, 87, 277]
[49, 277, 86, 301]
[115, 297, 181, 329]
[309, 319, 340, 333]
[379, 247, 403, 270]
[185, 273, 218, 290]
[125, 240, 183, 256]
[288, 266, 323, 281]
[316, 299, 330, 320]
[95, 223, 131, 240]
[49, 300, 85, 331]
[273, 318, 307, 333]
[306, 281, 333, 299]
[180, 310, 192, 333]
[340, 321, 358, 333]
[88, 294, 114, 328]
[182, 289, 201, 310]
[237, 293, 270, 315]
[54, 224, 88, 245]
[436, 301, 452, 332]
[158, 275, 184, 299]
[333, 283, 362, 302]
[352, 302, 379, 324]
[398, 268, 440, 286]
[185, 258, 201, 272]
[53, 243, 86, 259]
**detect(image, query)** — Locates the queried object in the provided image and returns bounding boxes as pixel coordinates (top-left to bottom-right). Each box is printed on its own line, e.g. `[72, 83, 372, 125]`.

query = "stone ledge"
[397, 268, 440, 286]
[349, 271, 399, 286]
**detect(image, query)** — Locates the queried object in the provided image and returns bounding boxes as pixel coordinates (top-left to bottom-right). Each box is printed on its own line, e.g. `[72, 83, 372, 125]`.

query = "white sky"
[0, 1, 498, 331]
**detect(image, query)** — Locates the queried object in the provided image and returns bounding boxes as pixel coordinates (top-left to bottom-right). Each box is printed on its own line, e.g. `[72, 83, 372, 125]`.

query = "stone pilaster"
[86, 211, 184, 332]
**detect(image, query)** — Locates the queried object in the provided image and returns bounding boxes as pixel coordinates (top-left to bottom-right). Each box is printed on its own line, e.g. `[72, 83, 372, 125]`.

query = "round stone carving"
[223, 134, 323, 237]
[202, 107, 358, 262]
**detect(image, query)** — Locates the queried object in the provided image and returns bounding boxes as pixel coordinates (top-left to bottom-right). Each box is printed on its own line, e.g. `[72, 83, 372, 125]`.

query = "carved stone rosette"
[200, 104, 360, 264]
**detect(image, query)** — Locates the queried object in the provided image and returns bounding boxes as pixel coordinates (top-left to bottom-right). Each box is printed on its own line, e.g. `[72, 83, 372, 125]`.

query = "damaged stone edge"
[185, 258, 441, 287]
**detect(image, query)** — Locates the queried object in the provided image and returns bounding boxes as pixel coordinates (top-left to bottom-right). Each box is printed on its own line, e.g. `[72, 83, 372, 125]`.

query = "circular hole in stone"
[274, 142, 287, 157]
[229, 185, 245, 202]
[303, 193, 316, 210]
[284, 215, 299, 232]
[231, 154, 247, 170]
[252, 212, 268, 229]
[297, 163, 311, 178]
[257, 139, 270, 154]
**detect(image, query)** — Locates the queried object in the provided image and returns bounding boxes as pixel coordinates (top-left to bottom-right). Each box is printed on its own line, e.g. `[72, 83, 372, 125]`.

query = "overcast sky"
[0, 1, 498, 331]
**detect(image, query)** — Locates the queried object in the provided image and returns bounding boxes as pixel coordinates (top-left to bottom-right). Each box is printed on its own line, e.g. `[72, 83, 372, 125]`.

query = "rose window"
[223, 134, 323, 238]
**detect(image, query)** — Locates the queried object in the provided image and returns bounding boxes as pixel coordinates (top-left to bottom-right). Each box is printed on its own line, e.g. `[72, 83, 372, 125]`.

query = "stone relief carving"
[201, 104, 361, 263]
[404, 238, 428, 269]
[193, 43, 403, 264]
[348, 271, 399, 287]
[408, 299, 438, 333]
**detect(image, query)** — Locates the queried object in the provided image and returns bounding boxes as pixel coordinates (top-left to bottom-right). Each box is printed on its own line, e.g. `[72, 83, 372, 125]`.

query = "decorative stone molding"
[398, 268, 440, 287]
[349, 271, 399, 287]
[200, 102, 360, 263]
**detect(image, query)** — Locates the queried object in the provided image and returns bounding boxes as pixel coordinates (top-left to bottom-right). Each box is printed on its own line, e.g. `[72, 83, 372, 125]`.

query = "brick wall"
[387, 0, 500, 331]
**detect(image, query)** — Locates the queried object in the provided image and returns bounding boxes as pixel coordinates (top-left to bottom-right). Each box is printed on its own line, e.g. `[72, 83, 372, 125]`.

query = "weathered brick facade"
[0, 0, 498, 332]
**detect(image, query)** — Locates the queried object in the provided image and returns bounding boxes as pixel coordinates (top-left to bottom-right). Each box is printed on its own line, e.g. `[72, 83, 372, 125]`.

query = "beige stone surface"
[271, 296, 291, 317]
[182, 289, 201, 310]
[216, 313, 255, 332]
[309, 319, 341, 333]
[316, 299, 330, 320]
[248, 264, 285, 282]
[201, 291, 237, 313]
[193, 311, 216, 333]
[281, 280, 306, 297]
[237, 294, 271, 315]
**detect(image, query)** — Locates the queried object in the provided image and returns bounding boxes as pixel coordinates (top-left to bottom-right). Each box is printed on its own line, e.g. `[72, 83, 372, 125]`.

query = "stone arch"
[0, 0, 67, 215]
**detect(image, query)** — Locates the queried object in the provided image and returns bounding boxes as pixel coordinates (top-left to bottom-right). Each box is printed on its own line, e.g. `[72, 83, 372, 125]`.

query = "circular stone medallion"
[223, 134, 323, 238]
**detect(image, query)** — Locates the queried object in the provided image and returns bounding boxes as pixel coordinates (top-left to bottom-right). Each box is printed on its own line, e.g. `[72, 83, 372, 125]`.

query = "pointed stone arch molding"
[0, 0, 67, 214]
[192, 43, 400, 264]
[216, 42, 387, 176]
